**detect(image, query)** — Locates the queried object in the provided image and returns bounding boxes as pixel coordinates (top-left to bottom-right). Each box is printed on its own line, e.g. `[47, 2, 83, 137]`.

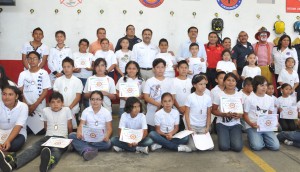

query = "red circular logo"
[220, 0, 239, 7]
[139, 0, 164, 8]
[90, 133, 96, 138]
[265, 120, 272, 126]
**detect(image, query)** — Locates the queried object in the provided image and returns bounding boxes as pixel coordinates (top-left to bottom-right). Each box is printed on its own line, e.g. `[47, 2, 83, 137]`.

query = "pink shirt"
[252, 42, 274, 66]
[89, 40, 114, 55]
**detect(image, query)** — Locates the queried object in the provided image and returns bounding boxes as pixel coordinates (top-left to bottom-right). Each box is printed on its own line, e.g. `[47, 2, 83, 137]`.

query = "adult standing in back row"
[232, 31, 254, 89]
[115, 25, 142, 51]
[132, 28, 159, 80]
[89, 28, 114, 55]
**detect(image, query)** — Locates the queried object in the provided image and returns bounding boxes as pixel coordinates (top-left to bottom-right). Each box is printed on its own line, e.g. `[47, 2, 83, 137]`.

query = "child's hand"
[188, 70, 193, 75]
[103, 136, 109, 142]
[232, 113, 242, 119]
[251, 122, 258, 129]
[132, 142, 138, 147]
[2, 141, 11, 151]
[73, 68, 81, 73]
[204, 127, 209, 134]
[168, 51, 175, 56]
[279, 108, 283, 113]
[29, 103, 38, 115]
[179, 106, 186, 114]
[76, 132, 83, 140]
[200, 58, 205, 62]
[165, 133, 173, 140]
[55, 73, 63, 78]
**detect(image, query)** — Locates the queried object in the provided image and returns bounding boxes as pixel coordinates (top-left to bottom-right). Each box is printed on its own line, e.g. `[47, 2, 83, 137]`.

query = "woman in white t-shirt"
[0, 86, 28, 152]
[116, 61, 145, 117]
[149, 93, 191, 152]
[69, 91, 112, 161]
[216, 49, 239, 78]
[0, 66, 16, 102]
[243, 76, 280, 151]
[212, 73, 243, 152]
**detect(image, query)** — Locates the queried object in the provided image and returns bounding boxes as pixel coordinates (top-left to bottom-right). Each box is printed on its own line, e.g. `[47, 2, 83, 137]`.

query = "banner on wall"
[139, 0, 164, 8]
[216, 0, 242, 10]
[286, 0, 300, 13]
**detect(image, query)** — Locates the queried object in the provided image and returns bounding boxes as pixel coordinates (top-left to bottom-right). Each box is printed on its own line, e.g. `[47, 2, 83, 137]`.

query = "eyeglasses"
[27, 57, 39, 61]
[90, 98, 102, 101]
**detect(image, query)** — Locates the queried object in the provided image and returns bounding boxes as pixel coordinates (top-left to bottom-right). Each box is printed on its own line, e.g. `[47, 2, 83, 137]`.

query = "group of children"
[0, 27, 300, 172]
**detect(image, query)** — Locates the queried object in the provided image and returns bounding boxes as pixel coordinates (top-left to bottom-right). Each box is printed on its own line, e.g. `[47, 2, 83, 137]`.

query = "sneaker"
[178, 145, 192, 152]
[136, 146, 149, 154]
[0, 150, 12, 172]
[284, 139, 293, 146]
[151, 144, 162, 151]
[82, 148, 98, 161]
[40, 147, 54, 172]
[113, 146, 124, 152]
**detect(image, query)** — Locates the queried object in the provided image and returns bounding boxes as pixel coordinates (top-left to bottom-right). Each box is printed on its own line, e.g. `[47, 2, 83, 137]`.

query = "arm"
[29, 89, 48, 115]
[211, 104, 233, 118]
[67, 119, 73, 134]
[1, 126, 22, 151]
[184, 107, 192, 130]
[101, 91, 116, 100]
[76, 120, 86, 139]
[243, 112, 257, 128]
[115, 66, 124, 77]
[205, 107, 212, 133]
[293, 83, 299, 92]
[103, 121, 113, 142]
[22, 54, 29, 69]
[69, 93, 81, 110]
[39, 55, 48, 69]
[143, 93, 161, 108]
[107, 64, 116, 73]
[84, 92, 91, 99]
[174, 99, 185, 114]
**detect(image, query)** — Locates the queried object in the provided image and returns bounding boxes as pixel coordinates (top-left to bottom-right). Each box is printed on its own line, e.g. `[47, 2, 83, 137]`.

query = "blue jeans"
[68, 132, 111, 155]
[246, 128, 280, 151]
[16, 136, 66, 169]
[79, 78, 89, 108]
[8, 134, 25, 152]
[216, 123, 243, 152]
[119, 108, 124, 118]
[111, 136, 153, 152]
[108, 71, 115, 80]
[149, 131, 188, 151]
[277, 131, 300, 148]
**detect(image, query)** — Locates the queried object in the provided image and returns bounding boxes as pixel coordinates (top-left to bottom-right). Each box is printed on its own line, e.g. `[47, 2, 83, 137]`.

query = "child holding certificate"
[69, 91, 112, 160]
[212, 73, 243, 152]
[243, 76, 280, 151]
[143, 58, 175, 132]
[83, 58, 116, 112]
[116, 61, 145, 117]
[277, 120, 300, 147]
[149, 93, 191, 152]
[0, 92, 73, 172]
[187, 43, 206, 79]
[278, 83, 297, 131]
[111, 97, 152, 154]
[184, 75, 212, 151]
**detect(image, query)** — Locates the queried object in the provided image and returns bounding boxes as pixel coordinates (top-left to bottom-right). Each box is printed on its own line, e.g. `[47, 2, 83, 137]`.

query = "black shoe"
[40, 147, 51, 172]
[0, 150, 12, 172]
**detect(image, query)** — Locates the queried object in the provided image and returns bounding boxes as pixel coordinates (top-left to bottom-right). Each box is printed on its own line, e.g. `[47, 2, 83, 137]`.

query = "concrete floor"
[11, 105, 300, 172]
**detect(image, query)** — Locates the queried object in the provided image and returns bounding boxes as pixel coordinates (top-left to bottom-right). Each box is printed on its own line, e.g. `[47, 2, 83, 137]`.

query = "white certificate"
[165, 58, 174, 72]
[82, 125, 105, 143]
[74, 57, 91, 68]
[27, 113, 44, 135]
[173, 130, 194, 139]
[41, 137, 73, 148]
[192, 132, 214, 151]
[257, 114, 278, 132]
[119, 82, 140, 97]
[220, 97, 243, 114]
[280, 106, 298, 119]
[119, 128, 143, 144]
[0, 129, 12, 144]
[88, 77, 109, 92]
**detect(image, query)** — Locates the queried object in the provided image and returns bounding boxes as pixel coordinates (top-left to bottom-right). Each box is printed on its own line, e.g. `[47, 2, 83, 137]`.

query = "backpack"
[212, 18, 224, 33]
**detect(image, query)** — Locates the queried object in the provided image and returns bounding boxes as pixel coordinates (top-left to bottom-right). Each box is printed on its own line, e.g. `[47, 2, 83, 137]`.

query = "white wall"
[0, 0, 299, 60]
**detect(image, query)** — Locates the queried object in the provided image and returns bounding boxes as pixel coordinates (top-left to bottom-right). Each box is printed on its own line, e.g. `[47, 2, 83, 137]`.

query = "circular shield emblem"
[81, 61, 86, 65]
[265, 120, 272, 126]
[130, 134, 136, 140]
[229, 103, 235, 109]
[288, 110, 293, 115]
[54, 141, 62, 145]
[96, 82, 102, 87]
[139, 0, 164, 8]
[217, 0, 242, 11]
[90, 133, 96, 138]
[127, 88, 133, 93]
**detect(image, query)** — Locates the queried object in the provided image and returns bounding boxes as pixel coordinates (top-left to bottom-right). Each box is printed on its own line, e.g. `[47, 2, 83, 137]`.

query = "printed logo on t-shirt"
[256, 106, 267, 116]
[150, 84, 161, 101]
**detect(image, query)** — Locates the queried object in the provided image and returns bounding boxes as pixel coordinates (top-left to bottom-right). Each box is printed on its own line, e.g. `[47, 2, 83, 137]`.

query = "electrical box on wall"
[0, 0, 15, 6]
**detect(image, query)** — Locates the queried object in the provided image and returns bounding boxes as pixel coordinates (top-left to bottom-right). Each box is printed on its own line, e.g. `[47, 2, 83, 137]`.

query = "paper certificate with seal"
[74, 57, 91, 68]
[119, 82, 140, 97]
[82, 125, 105, 143]
[41, 137, 73, 148]
[280, 106, 298, 119]
[119, 128, 143, 144]
[173, 130, 194, 139]
[220, 97, 243, 114]
[257, 114, 278, 132]
[88, 77, 109, 92]
[0, 129, 12, 144]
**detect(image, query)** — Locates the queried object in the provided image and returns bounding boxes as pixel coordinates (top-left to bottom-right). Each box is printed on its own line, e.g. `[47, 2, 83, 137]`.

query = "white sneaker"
[136, 146, 149, 154]
[178, 145, 192, 152]
[284, 140, 293, 146]
[151, 144, 162, 151]
[113, 146, 124, 152]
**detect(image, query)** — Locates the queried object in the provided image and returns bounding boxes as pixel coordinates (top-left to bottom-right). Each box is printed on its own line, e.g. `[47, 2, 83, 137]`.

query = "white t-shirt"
[244, 93, 274, 129]
[154, 108, 180, 133]
[185, 92, 212, 127]
[155, 53, 177, 78]
[272, 47, 298, 74]
[277, 68, 299, 87]
[72, 52, 93, 79]
[188, 57, 207, 79]
[83, 75, 116, 112]
[216, 61, 236, 73]
[115, 50, 132, 73]
[239, 90, 253, 103]
[94, 50, 117, 71]
[116, 76, 145, 108]
[53, 75, 83, 114]
[213, 91, 243, 126]
[271, 95, 279, 114]
[21, 42, 49, 58]
[132, 42, 159, 68]
[119, 112, 147, 130]
[0, 101, 28, 139]
[277, 96, 297, 108]
[18, 69, 51, 115]
[211, 85, 223, 102]
[0, 80, 16, 102]
[81, 106, 112, 129]
[48, 46, 73, 81]
[172, 77, 192, 108]
[41, 107, 72, 138]
[143, 77, 175, 126]
[241, 66, 261, 78]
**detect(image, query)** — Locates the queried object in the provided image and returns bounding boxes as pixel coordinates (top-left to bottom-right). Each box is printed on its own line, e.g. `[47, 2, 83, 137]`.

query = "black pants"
[279, 118, 297, 131]
[206, 68, 217, 89]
